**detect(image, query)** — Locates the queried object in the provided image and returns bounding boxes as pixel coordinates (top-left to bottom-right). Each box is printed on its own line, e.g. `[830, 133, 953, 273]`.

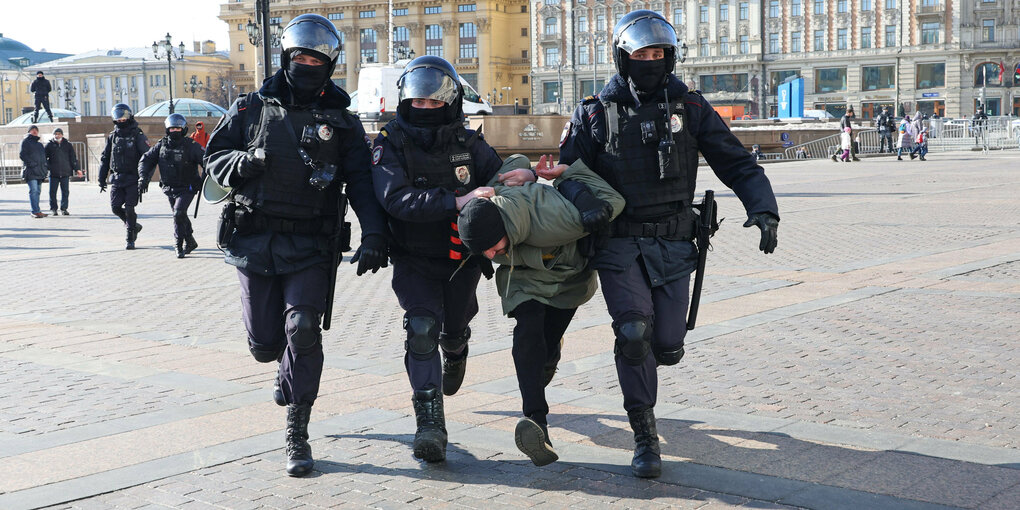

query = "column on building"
[137, 71, 147, 110]
[105, 76, 114, 113]
[88, 77, 97, 117]
[476, 17, 492, 107]
[375, 22, 389, 66]
[341, 26, 359, 95]
[73, 77, 83, 113]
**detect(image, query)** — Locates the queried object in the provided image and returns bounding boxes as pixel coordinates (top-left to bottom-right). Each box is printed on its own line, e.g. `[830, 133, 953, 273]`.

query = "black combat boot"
[412, 387, 447, 462]
[184, 234, 198, 255]
[628, 407, 661, 478]
[285, 403, 314, 477]
[440, 329, 470, 396]
[515, 417, 558, 466]
[125, 226, 137, 250]
[175, 238, 185, 258]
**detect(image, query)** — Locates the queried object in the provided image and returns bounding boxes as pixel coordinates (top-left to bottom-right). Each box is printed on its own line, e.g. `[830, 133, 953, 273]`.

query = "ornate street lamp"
[246, 0, 280, 82]
[186, 75, 204, 97]
[57, 83, 77, 112]
[152, 32, 185, 113]
[393, 44, 415, 61]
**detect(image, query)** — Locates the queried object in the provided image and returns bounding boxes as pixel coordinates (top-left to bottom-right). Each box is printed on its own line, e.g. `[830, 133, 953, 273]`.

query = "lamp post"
[186, 75, 204, 98]
[152, 33, 185, 113]
[246, 0, 283, 83]
[392, 44, 415, 62]
[57, 83, 77, 113]
[678, 41, 689, 84]
[593, 32, 606, 96]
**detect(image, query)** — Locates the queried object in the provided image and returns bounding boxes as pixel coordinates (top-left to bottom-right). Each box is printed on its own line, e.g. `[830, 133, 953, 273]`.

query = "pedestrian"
[896, 115, 914, 160]
[971, 107, 988, 145]
[877, 107, 895, 153]
[558, 10, 779, 479]
[205, 14, 389, 477]
[370, 55, 533, 463]
[456, 153, 624, 467]
[190, 120, 210, 149]
[45, 127, 78, 215]
[30, 71, 54, 123]
[910, 127, 929, 161]
[138, 114, 205, 257]
[98, 104, 149, 249]
[795, 147, 809, 159]
[750, 144, 763, 161]
[20, 125, 48, 218]
[840, 127, 852, 162]
[832, 106, 860, 161]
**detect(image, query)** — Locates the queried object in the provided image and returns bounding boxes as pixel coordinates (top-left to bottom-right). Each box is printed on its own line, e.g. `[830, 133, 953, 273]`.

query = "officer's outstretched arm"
[205, 98, 256, 189]
[137, 143, 159, 182]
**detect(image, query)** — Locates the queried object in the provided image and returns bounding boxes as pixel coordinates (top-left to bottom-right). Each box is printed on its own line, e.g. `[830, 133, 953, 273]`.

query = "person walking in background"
[20, 125, 48, 217]
[910, 127, 929, 161]
[138, 114, 205, 257]
[190, 121, 210, 149]
[45, 127, 78, 215]
[839, 127, 852, 162]
[877, 107, 895, 153]
[30, 71, 54, 123]
[832, 106, 860, 161]
[98, 104, 150, 249]
[897, 115, 914, 160]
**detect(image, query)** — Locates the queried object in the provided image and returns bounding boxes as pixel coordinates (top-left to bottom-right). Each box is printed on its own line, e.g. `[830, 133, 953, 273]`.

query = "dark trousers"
[511, 300, 577, 425]
[110, 183, 138, 235]
[391, 257, 481, 392]
[879, 132, 894, 153]
[33, 96, 53, 122]
[598, 262, 690, 413]
[48, 175, 69, 211]
[237, 264, 329, 405]
[164, 187, 196, 239]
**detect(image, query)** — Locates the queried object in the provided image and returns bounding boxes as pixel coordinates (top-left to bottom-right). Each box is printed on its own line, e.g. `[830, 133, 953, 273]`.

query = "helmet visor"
[112, 105, 132, 121]
[164, 113, 187, 129]
[281, 21, 340, 61]
[617, 17, 678, 54]
[398, 67, 460, 104]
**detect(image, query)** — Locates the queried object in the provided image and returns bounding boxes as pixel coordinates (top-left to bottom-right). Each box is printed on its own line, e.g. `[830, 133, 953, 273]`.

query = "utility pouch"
[217, 202, 237, 250]
[658, 137, 680, 180]
[339, 221, 352, 252]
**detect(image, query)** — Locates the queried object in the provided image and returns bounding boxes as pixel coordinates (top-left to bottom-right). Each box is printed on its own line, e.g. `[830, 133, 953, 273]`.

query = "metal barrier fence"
[782, 129, 880, 160]
[0, 141, 89, 187]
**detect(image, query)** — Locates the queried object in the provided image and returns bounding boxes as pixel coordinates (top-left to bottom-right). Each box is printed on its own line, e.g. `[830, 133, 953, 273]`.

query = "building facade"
[218, 0, 531, 108]
[0, 34, 70, 124]
[26, 43, 232, 118]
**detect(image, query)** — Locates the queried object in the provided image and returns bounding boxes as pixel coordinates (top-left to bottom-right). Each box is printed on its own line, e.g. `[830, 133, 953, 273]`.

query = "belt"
[611, 214, 693, 239]
[247, 211, 335, 235]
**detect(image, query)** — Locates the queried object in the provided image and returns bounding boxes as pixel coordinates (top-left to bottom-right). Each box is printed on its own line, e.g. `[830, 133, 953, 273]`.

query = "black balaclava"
[168, 130, 185, 144]
[285, 51, 332, 103]
[627, 57, 668, 94]
[407, 104, 450, 127]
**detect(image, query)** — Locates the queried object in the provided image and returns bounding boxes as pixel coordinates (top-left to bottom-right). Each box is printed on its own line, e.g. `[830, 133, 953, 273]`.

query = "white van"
[357, 62, 492, 120]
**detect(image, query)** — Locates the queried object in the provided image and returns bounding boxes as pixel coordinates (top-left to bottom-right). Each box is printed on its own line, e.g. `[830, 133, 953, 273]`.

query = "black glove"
[477, 257, 495, 280]
[138, 179, 149, 196]
[558, 180, 613, 234]
[238, 150, 267, 179]
[350, 234, 388, 276]
[99, 182, 107, 193]
[742, 212, 779, 254]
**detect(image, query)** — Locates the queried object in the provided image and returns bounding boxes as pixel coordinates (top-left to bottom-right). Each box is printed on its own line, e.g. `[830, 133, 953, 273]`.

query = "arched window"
[974, 62, 1002, 86]
[545, 17, 558, 35]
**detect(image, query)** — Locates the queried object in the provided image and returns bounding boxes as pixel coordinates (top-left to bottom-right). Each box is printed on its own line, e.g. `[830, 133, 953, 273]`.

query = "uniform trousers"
[237, 263, 329, 405]
[164, 186, 196, 239]
[110, 179, 139, 233]
[510, 300, 577, 425]
[598, 260, 691, 413]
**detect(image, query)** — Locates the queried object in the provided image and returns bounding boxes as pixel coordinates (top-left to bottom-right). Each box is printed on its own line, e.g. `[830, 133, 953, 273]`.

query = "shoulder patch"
[559, 121, 572, 147]
[380, 128, 389, 137]
[372, 145, 383, 165]
[581, 94, 600, 104]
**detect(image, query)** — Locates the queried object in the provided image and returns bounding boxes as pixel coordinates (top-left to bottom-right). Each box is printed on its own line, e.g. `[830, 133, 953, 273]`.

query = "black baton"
[687, 189, 715, 330]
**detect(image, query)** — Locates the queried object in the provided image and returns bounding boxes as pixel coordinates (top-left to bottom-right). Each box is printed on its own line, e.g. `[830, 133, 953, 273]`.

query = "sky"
[2, 0, 231, 55]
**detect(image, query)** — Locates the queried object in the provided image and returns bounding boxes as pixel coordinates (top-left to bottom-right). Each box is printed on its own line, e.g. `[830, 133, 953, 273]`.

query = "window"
[328, 13, 343, 20]
[861, 27, 872, 48]
[814, 0, 824, 14]
[425, 6, 441, 14]
[769, 33, 779, 53]
[769, 0, 780, 17]
[426, 24, 443, 57]
[862, 0, 872, 11]
[459, 23, 477, 59]
[596, 14, 606, 31]
[269, 16, 281, 24]
[237, 23, 243, 31]
[769, 70, 799, 92]
[885, 25, 896, 47]
[597, 44, 606, 63]
[579, 79, 606, 97]
[792, 0, 802, 16]
[861, 65, 895, 90]
[544, 0, 558, 3]
[272, 54, 280, 67]
[522, 50, 528, 59]
[791, 31, 802, 52]
[837, 28, 847, 49]
[814, 67, 847, 92]
[393, 26, 409, 45]
[545, 46, 560, 66]
[461, 74, 478, 95]
[338, 31, 345, 64]
[238, 43, 244, 52]
[543, 82, 560, 103]
[720, 36, 730, 55]
[699, 37, 709, 56]
[332, 78, 346, 90]
[699, 74, 749, 93]
[673, 8, 683, 25]
[99, 100, 107, 115]
[885, 0, 895, 8]
[545, 17, 558, 35]
[982, 20, 995, 42]
[458, 4, 476, 12]
[522, 75, 528, 84]
[974, 62, 1003, 86]
[393, 9, 407, 16]
[921, 22, 940, 44]
[359, 10, 375, 18]
[916, 62, 945, 89]
[360, 28, 377, 63]
[239, 63, 244, 71]
[719, 4, 729, 21]
[740, 2, 749, 20]
[578, 15, 587, 33]
[837, 0, 847, 13]
[81, 103, 89, 116]
[579, 45, 590, 64]
[739, 35, 749, 54]
[814, 30, 825, 51]
[522, 28, 528, 36]
[700, 5, 708, 22]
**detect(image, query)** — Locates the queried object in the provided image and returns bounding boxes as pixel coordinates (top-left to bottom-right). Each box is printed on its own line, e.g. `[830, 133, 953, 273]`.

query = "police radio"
[657, 88, 681, 181]
[298, 124, 339, 190]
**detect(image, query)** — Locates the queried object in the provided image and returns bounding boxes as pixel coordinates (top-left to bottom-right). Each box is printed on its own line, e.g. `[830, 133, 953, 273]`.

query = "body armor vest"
[233, 95, 349, 220]
[595, 98, 698, 220]
[110, 126, 143, 176]
[384, 120, 480, 258]
[157, 138, 200, 187]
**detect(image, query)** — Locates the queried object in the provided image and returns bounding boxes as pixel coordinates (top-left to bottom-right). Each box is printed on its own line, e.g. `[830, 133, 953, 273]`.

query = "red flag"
[999, 61, 1006, 76]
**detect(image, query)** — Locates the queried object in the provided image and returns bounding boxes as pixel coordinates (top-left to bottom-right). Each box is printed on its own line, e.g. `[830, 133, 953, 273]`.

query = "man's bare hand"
[455, 186, 496, 210]
[535, 154, 569, 180]
[497, 168, 536, 187]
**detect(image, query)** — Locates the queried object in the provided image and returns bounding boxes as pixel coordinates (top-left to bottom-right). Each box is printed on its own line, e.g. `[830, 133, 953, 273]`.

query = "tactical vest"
[595, 97, 698, 221]
[157, 138, 200, 187]
[233, 94, 349, 219]
[110, 127, 143, 176]
[384, 120, 480, 258]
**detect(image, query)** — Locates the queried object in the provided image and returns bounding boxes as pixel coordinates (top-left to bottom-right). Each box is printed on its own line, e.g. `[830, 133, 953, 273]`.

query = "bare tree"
[203, 71, 240, 109]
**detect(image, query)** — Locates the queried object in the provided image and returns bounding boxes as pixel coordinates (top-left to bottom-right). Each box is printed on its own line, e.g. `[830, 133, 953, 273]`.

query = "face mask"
[628, 58, 668, 93]
[407, 105, 449, 127]
[168, 131, 185, 143]
[286, 61, 331, 100]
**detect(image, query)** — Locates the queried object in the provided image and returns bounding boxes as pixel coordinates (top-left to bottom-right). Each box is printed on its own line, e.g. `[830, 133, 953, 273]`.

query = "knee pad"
[286, 307, 321, 354]
[404, 316, 438, 361]
[614, 318, 652, 366]
[653, 345, 685, 366]
[438, 327, 470, 353]
[248, 339, 283, 363]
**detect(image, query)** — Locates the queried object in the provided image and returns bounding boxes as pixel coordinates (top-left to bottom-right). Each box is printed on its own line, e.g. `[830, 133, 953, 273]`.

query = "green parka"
[486, 154, 625, 315]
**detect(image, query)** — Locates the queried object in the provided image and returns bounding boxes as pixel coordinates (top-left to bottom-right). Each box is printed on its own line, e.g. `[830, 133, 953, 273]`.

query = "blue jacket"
[20, 134, 47, 181]
[559, 73, 779, 285]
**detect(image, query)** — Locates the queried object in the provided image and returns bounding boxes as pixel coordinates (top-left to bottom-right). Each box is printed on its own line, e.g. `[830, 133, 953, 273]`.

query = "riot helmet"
[396, 56, 464, 126]
[612, 10, 679, 79]
[164, 113, 188, 141]
[111, 103, 133, 123]
[279, 14, 342, 99]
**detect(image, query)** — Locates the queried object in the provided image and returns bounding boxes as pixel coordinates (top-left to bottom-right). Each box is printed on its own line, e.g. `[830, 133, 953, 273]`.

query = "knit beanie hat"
[53, 128, 63, 135]
[28, 125, 38, 133]
[457, 198, 506, 254]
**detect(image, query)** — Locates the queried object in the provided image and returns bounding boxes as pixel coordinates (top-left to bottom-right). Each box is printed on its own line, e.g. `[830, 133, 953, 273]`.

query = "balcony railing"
[916, 3, 945, 14]
[455, 57, 479, 65]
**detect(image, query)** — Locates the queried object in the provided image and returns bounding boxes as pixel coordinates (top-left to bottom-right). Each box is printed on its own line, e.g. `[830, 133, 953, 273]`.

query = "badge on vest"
[372, 146, 383, 165]
[670, 114, 683, 133]
[454, 165, 471, 185]
[450, 153, 471, 164]
[317, 124, 333, 141]
[560, 121, 571, 147]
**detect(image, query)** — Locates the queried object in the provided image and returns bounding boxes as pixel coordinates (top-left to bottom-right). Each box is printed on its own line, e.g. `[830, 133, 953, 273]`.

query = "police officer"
[877, 106, 895, 153]
[205, 14, 388, 477]
[99, 103, 149, 249]
[558, 11, 780, 478]
[371, 56, 534, 463]
[138, 114, 205, 258]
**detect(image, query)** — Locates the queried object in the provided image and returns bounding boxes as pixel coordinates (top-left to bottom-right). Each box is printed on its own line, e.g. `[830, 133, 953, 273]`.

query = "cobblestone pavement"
[0, 150, 1018, 509]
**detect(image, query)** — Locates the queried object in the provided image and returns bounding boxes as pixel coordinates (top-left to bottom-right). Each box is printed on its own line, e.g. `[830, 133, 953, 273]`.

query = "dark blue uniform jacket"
[559, 74, 779, 286]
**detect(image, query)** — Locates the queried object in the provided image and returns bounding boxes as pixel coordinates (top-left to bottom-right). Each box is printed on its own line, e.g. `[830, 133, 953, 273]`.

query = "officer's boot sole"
[515, 418, 558, 467]
[631, 450, 662, 478]
[412, 428, 447, 463]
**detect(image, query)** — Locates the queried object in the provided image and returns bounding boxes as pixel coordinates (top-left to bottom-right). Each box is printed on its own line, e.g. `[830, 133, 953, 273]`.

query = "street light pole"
[152, 33, 184, 113]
